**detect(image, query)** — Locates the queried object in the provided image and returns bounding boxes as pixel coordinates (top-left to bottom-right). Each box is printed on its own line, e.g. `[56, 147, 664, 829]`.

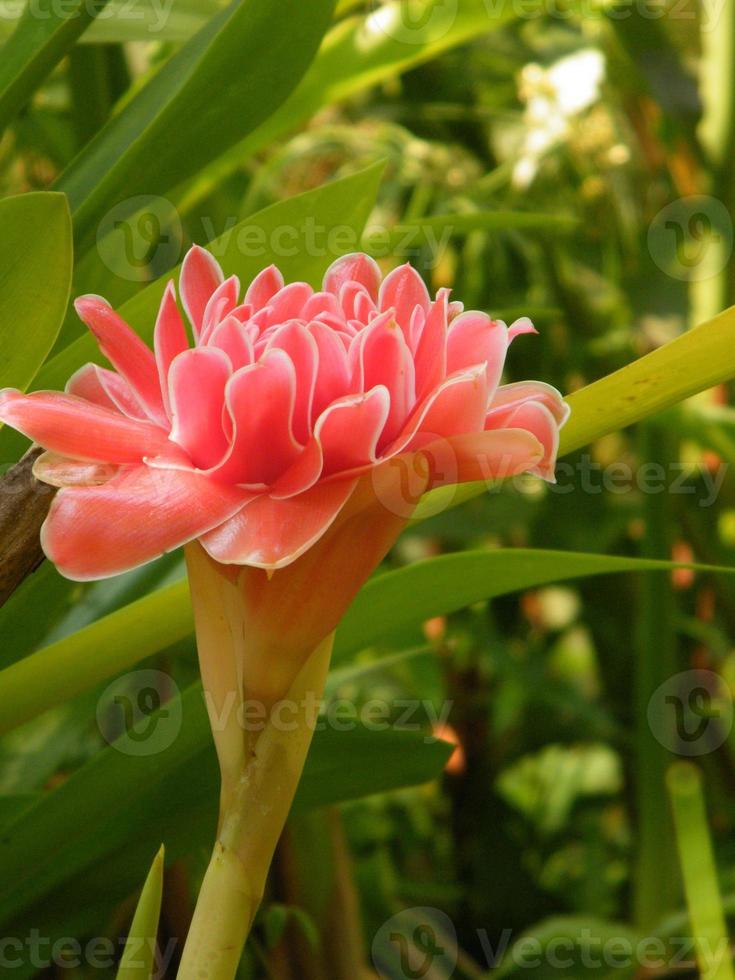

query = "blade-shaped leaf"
[3, 549, 734, 737]
[0, 681, 451, 926]
[0, 192, 72, 393]
[116, 847, 164, 980]
[57, 0, 337, 252]
[0, 0, 109, 136]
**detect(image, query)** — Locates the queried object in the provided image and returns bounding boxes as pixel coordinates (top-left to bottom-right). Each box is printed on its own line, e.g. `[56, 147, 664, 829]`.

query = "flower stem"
[178, 544, 334, 980]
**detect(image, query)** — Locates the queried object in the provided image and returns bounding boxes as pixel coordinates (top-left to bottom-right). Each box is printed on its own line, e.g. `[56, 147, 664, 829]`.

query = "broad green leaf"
[667, 763, 735, 980]
[116, 847, 164, 980]
[57, 0, 337, 252]
[185, 0, 520, 203]
[0, 193, 72, 392]
[0, 681, 451, 925]
[0, 161, 384, 460]
[0, 0, 109, 136]
[418, 303, 735, 517]
[4, 549, 734, 737]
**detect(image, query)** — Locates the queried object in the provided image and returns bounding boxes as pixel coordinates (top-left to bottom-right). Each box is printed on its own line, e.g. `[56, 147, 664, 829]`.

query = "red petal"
[168, 348, 231, 468]
[323, 253, 381, 300]
[154, 282, 189, 417]
[180, 245, 224, 338]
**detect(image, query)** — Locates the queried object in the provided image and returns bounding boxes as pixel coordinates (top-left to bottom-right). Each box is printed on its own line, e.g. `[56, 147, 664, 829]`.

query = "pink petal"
[94, 367, 148, 420]
[302, 290, 341, 320]
[378, 263, 431, 331]
[308, 321, 351, 420]
[323, 253, 381, 300]
[0, 389, 171, 463]
[353, 312, 416, 448]
[168, 348, 231, 468]
[265, 282, 313, 325]
[244, 264, 284, 310]
[270, 439, 324, 499]
[200, 275, 240, 343]
[153, 282, 190, 417]
[213, 350, 300, 485]
[413, 289, 449, 400]
[508, 316, 537, 341]
[201, 477, 358, 568]
[446, 312, 509, 394]
[485, 401, 560, 480]
[394, 367, 488, 452]
[266, 322, 318, 443]
[41, 465, 251, 580]
[33, 452, 118, 488]
[179, 245, 224, 339]
[488, 381, 570, 427]
[339, 281, 375, 322]
[74, 296, 166, 425]
[207, 315, 254, 371]
[420, 428, 544, 489]
[65, 364, 118, 411]
[315, 386, 390, 475]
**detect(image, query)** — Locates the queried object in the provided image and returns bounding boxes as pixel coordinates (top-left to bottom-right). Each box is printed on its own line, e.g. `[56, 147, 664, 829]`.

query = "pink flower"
[0, 249, 568, 581]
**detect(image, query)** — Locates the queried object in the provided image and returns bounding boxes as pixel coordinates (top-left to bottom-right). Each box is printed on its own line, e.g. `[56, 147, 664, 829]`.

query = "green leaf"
[116, 847, 164, 980]
[667, 762, 735, 980]
[0, 0, 109, 136]
[57, 0, 337, 252]
[0, 682, 451, 926]
[187, 0, 519, 198]
[0, 161, 384, 460]
[3, 548, 734, 738]
[0, 193, 72, 393]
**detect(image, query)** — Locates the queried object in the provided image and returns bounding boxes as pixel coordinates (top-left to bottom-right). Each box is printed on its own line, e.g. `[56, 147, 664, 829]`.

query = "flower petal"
[201, 477, 358, 568]
[354, 312, 416, 448]
[485, 400, 561, 480]
[378, 263, 431, 330]
[446, 311, 509, 394]
[153, 282, 190, 417]
[213, 349, 300, 485]
[308, 321, 351, 420]
[420, 428, 544, 489]
[179, 245, 224, 338]
[315, 386, 390, 475]
[33, 452, 118, 488]
[0, 389, 172, 463]
[168, 348, 231, 468]
[266, 321, 318, 443]
[244, 264, 284, 309]
[200, 275, 240, 343]
[74, 296, 166, 424]
[41, 465, 251, 580]
[488, 381, 570, 427]
[207, 315, 254, 370]
[323, 252, 381, 300]
[413, 288, 448, 400]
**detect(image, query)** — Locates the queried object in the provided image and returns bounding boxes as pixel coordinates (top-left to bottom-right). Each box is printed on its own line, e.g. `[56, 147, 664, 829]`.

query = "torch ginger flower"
[0, 247, 569, 980]
[0, 249, 568, 580]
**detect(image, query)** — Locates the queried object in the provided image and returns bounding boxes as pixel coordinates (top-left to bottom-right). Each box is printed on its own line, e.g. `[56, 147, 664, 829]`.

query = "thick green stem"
[178, 544, 335, 980]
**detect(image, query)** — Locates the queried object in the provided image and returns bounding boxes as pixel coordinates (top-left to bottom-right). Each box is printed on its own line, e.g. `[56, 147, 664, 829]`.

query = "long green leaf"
[0, 193, 72, 393]
[0, 681, 451, 926]
[116, 847, 164, 980]
[57, 0, 337, 252]
[182, 0, 520, 204]
[3, 549, 733, 737]
[0, 0, 109, 136]
[668, 762, 735, 980]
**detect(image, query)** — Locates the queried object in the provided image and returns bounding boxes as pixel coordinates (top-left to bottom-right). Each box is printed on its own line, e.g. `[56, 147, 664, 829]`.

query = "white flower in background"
[513, 49, 606, 188]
